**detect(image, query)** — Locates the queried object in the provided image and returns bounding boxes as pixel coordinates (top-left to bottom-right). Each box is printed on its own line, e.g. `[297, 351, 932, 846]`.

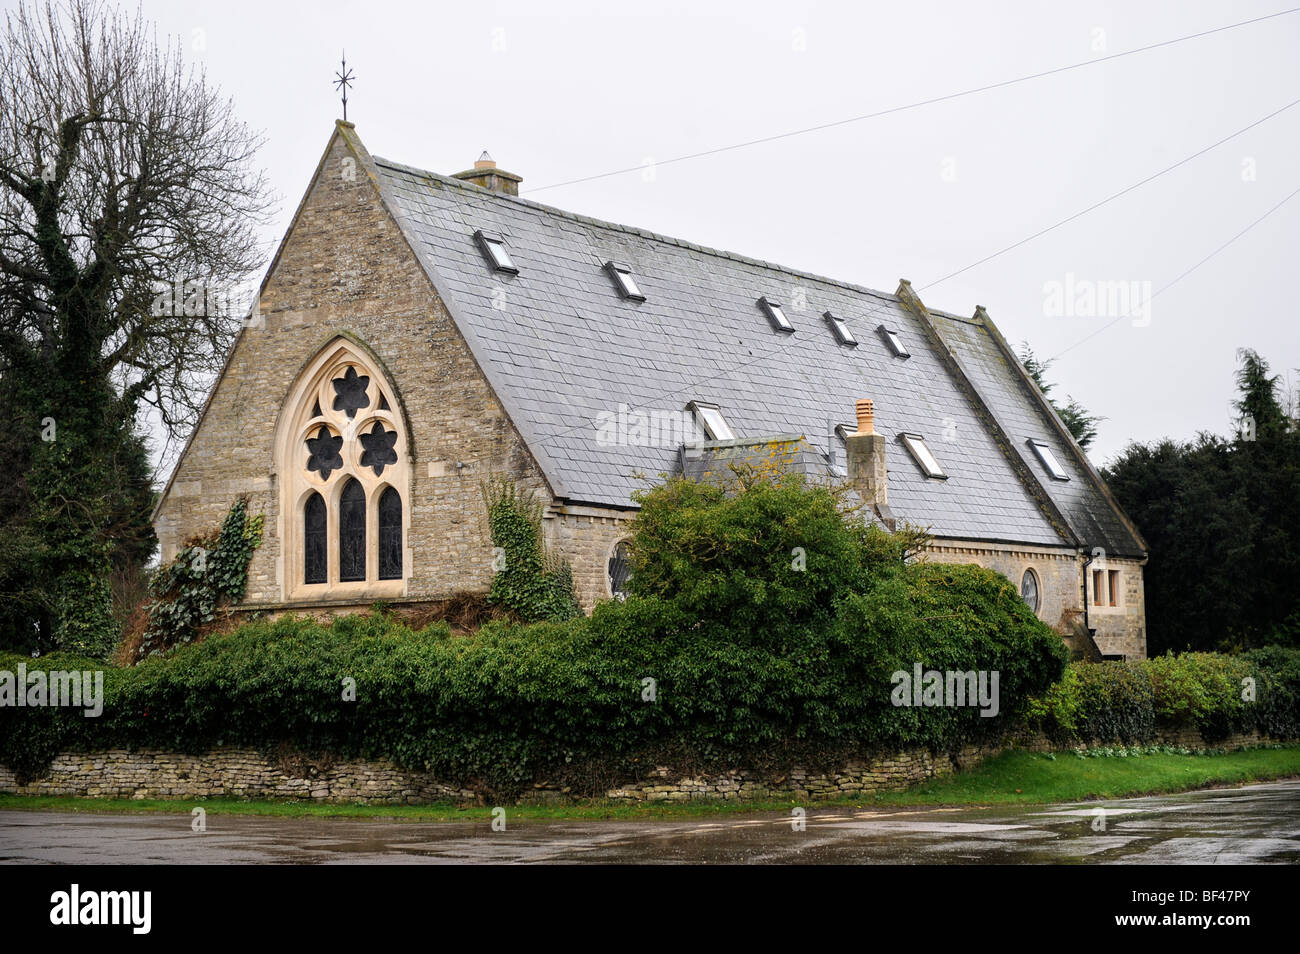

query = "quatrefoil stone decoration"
[305, 425, 344, 479]
[331, 365, 370, 419]
[359, 421, 399, 476]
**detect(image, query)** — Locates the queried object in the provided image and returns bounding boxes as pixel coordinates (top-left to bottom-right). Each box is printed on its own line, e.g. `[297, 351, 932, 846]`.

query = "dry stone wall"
[0, 729, 1277, 805]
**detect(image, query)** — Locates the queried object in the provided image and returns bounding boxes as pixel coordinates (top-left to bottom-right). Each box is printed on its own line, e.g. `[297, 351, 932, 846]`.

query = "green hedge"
[1028, 649, 1300, 745]
[0, 476, 1073, 793]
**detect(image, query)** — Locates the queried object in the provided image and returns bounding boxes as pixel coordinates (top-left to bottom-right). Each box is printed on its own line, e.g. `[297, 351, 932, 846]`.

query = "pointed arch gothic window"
[277, 339, 410, 598]
[378, 487, 402, 580]
[339, 478, 366, 581]
[304, 492, 327, 584]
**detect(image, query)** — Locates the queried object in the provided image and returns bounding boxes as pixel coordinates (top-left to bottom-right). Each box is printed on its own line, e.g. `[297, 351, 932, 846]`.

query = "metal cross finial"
[334, 52, 355, 122]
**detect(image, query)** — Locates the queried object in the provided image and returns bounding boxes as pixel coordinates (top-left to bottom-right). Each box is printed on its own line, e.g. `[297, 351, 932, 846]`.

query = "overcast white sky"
[29, 0, 1300, 472]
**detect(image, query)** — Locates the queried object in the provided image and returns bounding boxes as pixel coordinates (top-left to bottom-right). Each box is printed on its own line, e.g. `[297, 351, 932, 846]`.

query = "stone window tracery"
[276, 340, 410, 599]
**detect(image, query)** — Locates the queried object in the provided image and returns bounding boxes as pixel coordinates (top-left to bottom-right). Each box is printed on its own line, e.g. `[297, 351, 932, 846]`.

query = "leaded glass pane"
[339, 478, 366, 581]
[359, 421, 398, 476]
[304, 493, 327, 584]
[608, 541, 632, 598]
[1021, 568, 1040, 614]
[378, 487, 402, 580]
[306, 425, 343, 480]
[331, 365, 371, 419]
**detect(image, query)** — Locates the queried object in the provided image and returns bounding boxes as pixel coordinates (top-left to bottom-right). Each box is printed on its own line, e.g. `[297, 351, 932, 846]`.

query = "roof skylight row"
[472, 231, 915, 356]
[475, 231, 649, 304]
[758, 297, 910, 357]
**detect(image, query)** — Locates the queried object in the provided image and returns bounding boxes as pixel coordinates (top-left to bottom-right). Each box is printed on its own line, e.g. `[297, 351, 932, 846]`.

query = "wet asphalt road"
[1, 779, 1297, 864]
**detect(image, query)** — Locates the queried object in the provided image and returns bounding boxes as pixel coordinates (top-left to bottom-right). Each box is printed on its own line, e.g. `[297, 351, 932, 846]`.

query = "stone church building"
[154, 122, 1149, 658]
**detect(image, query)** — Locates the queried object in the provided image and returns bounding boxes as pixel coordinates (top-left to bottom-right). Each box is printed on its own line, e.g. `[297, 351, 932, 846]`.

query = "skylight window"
[898, 432, 947, 479]
[688, 401, 735, 441]
[1027, 439, 1070, 481]
[474, 230, 518, 274]
[824, 311, 858, 346]
[758, 296, 794, 333]
[877, 324, 910, 358]
[605, 261, 646, 301]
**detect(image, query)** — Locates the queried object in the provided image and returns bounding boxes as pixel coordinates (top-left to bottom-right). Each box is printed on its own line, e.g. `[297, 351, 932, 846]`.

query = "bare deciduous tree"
[0, 0, 274, 655]
[0, 0, 274, 436]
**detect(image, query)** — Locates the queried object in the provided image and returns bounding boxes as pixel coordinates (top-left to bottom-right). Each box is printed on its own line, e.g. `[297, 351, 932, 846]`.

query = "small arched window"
[378, 486, 402, 580]
[608, 540, 633, 599]
[304, 492, 327, 584]
[339, 478, 366, 582]
[1021, 567, 1040, 614]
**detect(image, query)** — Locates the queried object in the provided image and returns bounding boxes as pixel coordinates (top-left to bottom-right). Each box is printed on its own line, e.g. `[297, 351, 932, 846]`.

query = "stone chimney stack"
[845, 400, 891, 522]
[451, 151, 523, 196]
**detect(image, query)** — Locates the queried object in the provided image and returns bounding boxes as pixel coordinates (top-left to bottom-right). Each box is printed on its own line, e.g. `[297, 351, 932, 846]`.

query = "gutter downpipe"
[1081, 548, 1094, 638]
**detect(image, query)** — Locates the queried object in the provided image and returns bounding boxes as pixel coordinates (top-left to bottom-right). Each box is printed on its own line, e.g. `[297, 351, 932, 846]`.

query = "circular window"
[608, 540, 633, 599]
[1020, 567, 1040, 614]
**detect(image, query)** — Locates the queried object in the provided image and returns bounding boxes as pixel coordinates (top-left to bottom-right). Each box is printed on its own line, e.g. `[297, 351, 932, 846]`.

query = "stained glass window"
[332, 366, 370, 419]
[359, 422, 399, 476]
[304, 493, 327, 584]
[305, 426, 344, 480]
[339, 478, 366, 582]
[378, 487, 402, 580]
[608, 540, 633, 599]
[1021, 568, 1040, 614]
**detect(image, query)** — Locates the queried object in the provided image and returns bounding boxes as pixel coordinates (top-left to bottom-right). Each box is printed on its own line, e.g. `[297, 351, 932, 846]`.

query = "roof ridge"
[373, 154, 908, 307]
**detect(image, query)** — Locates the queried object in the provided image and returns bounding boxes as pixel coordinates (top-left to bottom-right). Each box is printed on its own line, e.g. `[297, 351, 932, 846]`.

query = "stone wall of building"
[923, 540, 1147, 659]
[1087, 555, 1147, 660]
[154, 124, 551, 610]
[0, 729, 1275, 805]
[924, 539, 1082, 635]
[545, 506, 635, 609]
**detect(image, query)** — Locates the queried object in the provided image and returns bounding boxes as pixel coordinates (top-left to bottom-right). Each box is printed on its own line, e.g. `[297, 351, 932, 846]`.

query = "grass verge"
[0, 746, 1296, 823]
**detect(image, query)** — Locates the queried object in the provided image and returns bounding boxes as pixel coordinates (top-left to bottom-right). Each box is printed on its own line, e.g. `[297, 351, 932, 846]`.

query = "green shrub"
[483, 478, 581, 623]
[138, 497, 263, 659]
[0, 473, 1078, 792]
[1029, 662, 1155, 745]
[1029, 649, 1300, 745]
[1244, 645, 1300, 738]
[1146, 652, 1253, 741]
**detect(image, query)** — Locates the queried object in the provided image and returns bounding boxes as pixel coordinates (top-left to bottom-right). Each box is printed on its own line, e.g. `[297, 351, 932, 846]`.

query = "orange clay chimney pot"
[856, 399, 874, 436]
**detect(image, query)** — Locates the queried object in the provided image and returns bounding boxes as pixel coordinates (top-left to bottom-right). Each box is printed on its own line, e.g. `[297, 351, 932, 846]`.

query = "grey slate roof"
[371, 151, 1134, 551]
[926, 308, 1146, 557]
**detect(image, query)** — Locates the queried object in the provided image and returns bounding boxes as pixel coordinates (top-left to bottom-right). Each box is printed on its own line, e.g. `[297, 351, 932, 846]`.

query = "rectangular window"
[824, 311, 858, 346]
[1027, 439, 1070, 481]
[605, 261, 646, 301]
[877, 325, 910, 358]
[1093, 569, 1103, 606]
[688, 401, 735, 441]
[898, 432, 946, 479]
[474, 229, 518, 274]
[758, 296, 794, 332]
[1108, 570, 1119, 607]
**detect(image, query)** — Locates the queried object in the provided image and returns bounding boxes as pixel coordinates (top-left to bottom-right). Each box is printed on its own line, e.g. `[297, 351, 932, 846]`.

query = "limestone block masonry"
[0, 729, 1278, 805]
[154, 129, 552, 610]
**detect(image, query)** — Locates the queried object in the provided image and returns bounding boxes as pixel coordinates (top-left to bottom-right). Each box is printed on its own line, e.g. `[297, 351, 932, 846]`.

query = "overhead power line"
[525, 7, 1300, 194]
[1048, 183, 1300, 361]
[920, 96, 1300, 291]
